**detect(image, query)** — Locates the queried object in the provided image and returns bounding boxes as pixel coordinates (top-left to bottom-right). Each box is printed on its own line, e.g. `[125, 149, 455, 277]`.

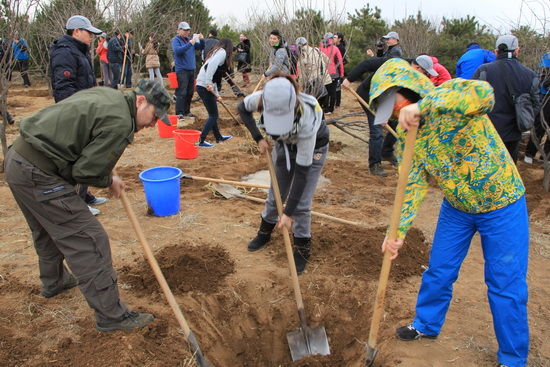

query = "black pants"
[525, 97, 550, 158]
[110, 63, 121, 89]
[504, 140, 520, 162]
[176, 70, 195, 115]
[197, 86, 222, 142]
[320, 78, 338, 113]
[9, 59, 31, 86]
[123, 60, 132, 88]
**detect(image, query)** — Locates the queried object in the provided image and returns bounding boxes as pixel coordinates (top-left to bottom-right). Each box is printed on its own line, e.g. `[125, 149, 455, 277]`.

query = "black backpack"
[497, 61, 537, 132]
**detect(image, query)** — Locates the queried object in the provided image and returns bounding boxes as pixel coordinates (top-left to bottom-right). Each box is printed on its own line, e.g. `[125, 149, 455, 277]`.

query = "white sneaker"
[89, 197, 108, 205]
[523, 156, 533, 164]
[88, 206, 100, 216]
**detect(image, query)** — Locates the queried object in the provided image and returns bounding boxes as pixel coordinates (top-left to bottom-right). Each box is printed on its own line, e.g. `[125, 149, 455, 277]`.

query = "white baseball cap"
[178, 22, 191, 30]
[66, 15, 102, 35]
[262, 78, 297, 135]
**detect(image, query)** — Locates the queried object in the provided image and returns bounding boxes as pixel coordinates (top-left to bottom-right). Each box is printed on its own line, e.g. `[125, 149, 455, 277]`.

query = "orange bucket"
[167, 72, 178, 88]
[173, 129, 201, 159]
[157, 115, 178, 138]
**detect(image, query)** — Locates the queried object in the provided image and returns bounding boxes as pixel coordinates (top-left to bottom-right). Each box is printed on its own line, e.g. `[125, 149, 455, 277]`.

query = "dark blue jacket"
[107, 36, 123, 64]
[49, 35, 96, 103]
[456, 44, 495, 79]
[171, 35, 204, 72]
[473, 55, 540, 142]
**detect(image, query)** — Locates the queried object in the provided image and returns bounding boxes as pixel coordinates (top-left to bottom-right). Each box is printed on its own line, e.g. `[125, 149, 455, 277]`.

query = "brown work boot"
[369, 163, 388, 177]
[96, 311, 154, 332]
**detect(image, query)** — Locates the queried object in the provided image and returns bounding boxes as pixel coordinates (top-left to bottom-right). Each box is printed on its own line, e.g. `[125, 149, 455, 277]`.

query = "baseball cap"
[178, 22, 191, 30]
[295, 37, 308, 47]
[134, 80, 172, 125]
[323, 32, 334, 41]
[373, 88, 398, 125]
[100, 32, 107, 38]
[495, 35, 518, 51]
[415, 55, 438, 76]
[262, 78, 297, 135]
[66, 15, 102, 35]
[382, 31, 399, 40]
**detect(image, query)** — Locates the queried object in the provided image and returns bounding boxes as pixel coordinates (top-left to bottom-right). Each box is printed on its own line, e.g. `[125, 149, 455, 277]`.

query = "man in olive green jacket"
[4, 80, 171, 332]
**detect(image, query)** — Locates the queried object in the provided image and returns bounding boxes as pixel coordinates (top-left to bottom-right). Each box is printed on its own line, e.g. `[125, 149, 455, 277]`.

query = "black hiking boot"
[293, 237, 311, 274]
[42, 275, 78, 298]
[382, 154, 398, 167]
[247, 217, 276, 252]
[96, 311, 154, 332]
[369, 163, 388, 177]
[396, 324, 437, 341]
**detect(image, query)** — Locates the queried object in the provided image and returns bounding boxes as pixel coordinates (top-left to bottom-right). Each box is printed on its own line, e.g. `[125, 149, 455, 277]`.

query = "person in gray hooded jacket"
[237, 75, 329, 274]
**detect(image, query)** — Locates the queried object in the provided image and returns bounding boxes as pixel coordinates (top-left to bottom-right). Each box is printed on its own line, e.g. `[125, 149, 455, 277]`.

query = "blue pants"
[412, 197, 529, 367]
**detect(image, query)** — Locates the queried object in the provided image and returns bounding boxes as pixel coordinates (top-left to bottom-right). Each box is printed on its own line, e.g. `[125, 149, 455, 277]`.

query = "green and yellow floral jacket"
[369, 58, 525, 239]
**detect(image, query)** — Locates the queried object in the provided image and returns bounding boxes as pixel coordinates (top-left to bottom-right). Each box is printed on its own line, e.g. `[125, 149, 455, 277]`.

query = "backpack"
[497, 61, 537, 132]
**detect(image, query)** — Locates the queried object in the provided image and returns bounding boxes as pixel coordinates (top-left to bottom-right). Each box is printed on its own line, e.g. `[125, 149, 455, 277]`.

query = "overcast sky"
[203, 0, 543, 34]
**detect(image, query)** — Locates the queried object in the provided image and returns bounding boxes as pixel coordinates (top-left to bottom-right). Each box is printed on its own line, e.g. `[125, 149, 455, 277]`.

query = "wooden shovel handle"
[344, 85, 398, 139]
[218, 100, 241, 126]
[367, 124, 418, 348]
[264, 151, 309, 329]
[187, 175, 270, 189]
[114, 170, 193, 338]
[252, 75, 266, 93]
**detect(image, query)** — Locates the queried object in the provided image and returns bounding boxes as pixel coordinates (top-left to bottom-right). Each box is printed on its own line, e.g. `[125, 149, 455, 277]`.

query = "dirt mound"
[518, 162, 550, 220]
[267, 224, 429, 281]
[121, 243, 235, 295]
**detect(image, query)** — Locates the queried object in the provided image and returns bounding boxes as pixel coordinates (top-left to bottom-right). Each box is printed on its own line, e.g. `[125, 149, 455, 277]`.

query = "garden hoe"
[364, 125, 418, 367]
[115, 169, 213, 367]
[264, 151, 331, 361]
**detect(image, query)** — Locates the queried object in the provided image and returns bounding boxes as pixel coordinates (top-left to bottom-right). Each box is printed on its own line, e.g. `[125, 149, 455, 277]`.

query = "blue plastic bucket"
[139, 166, 182, 217]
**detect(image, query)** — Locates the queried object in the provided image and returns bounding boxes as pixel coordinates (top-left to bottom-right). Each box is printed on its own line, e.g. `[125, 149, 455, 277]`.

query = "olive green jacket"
[18, 87, 136, 188]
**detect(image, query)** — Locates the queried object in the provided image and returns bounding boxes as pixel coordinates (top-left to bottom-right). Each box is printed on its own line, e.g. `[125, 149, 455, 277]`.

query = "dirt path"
[0, 83, 548, 367]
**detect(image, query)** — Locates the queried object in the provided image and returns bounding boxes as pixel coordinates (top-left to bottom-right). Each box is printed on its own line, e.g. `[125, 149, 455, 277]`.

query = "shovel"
[364, 124, 418, 367]
[214, 183, 369, 228]
[180, 172, 270, 189]
[118, 36, 129, 90]
[115, 169, 214, 367]
[343, 84, 398, 139]
[252, 75, 266, 93]
[218, 99, 241, 126]
[264, 150, 330, 361]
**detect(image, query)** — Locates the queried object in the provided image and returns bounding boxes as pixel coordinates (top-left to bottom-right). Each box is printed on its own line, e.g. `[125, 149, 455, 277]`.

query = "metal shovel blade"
[187, 331, 214, 367]
[287, 325, 330, 361]
[364, 344, 378, 367]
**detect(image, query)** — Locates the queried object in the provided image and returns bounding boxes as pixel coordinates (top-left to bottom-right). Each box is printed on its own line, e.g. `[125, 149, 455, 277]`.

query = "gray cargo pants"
[4, 149, 128, 324]
[262, 143, 328, 238]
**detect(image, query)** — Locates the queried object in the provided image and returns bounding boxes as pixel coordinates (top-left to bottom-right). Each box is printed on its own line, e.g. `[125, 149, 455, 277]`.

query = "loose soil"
[0, 81, 548, 367]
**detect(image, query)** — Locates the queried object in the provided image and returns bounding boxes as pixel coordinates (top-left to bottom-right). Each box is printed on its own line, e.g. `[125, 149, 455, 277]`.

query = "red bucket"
[173, 129, 201, 159]
[167, 72, 178, 88]
[157, 115, 178, 138]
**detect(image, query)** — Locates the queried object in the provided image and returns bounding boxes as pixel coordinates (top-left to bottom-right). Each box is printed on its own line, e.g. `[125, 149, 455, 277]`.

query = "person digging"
[4, 79, 172, 332]
[237, 75, 329, 274]
[370, 58, 529, 367]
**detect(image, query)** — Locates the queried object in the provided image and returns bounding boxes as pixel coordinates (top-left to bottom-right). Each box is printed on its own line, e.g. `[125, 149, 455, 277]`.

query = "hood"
[467, 44, 481, 51]
[430, 56, 439, 64]
[541, 52, 550, 67]
[369, 58, 434, 112]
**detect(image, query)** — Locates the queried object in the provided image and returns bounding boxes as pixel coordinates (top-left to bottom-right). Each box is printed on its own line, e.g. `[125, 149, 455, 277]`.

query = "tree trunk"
[0, 121, 6, 173]
[544, 160, 550, 192]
